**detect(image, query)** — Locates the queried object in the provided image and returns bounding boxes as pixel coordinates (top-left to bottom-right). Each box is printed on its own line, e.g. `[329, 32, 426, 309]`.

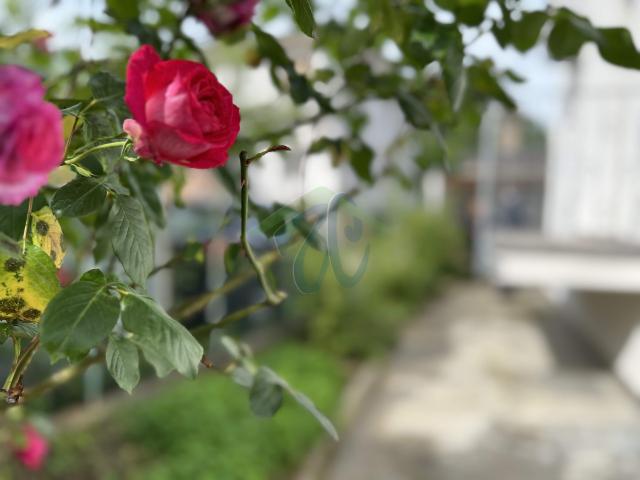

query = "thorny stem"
[23, 350, 104, 400]
[2, 336, 22, 391]
[240, 151, 286, 306]
[9, 337, 40, 390]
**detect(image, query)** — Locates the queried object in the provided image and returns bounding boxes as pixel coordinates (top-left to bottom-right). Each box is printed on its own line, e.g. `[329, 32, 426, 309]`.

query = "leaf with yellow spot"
[0, 245, 60, 324]
[31, 207, 65, 269]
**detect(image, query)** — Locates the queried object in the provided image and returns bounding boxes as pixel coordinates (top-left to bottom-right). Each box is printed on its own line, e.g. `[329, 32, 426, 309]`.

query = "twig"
[239, 151, 286, 306]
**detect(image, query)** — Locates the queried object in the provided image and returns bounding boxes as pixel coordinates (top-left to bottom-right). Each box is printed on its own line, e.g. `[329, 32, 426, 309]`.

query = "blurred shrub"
[294, 210, 465, 358]
[40, 344, 344, 480]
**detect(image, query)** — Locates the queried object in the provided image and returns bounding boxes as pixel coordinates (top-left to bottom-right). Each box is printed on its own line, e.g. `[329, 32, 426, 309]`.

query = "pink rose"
[13, 425, 49, 471]
[123, 45, 240, 169]
[0, 66, 63, 206]
[191, 0, 259, 36]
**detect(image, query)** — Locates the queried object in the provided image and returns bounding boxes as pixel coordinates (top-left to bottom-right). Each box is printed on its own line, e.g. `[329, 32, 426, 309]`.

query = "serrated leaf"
[121, 294, 203, 379]
[106, 335, 140, 394]
[52, 177, 109, 218]
[31, 207, 65, 268]
[122, 166, 165, 227]
[41, 270, 119, 360]
[0, 245, 60, 324]
[285, 0, 315, 37]
[110, 196, 154, 286]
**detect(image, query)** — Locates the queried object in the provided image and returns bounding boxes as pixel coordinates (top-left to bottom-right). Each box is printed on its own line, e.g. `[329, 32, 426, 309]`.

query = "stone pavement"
[321, 284, 640, 480]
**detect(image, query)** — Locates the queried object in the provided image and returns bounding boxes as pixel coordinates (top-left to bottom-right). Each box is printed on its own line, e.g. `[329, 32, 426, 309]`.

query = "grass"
[30, 344, 345, 480]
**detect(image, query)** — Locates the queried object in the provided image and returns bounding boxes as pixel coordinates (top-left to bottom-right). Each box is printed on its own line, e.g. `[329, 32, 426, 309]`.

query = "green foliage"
[121, 294, 203, 379]
[45, 344, 344, 480]
[285, 0, 316, 37]
[110, 196, 154, 286]
[106, 334, 140, 394]
[52, 177, 109, 218]
[41, 270, 120, 361]
[0, 244, 60, 324]
[295, 210, 465, 358]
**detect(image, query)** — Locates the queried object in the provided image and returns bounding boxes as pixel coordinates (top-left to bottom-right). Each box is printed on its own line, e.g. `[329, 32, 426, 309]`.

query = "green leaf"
[40, 270, 120, 360]
[121, 294, 203, 379]
[120, 165, 165, 227]
[106, 335, 140, 394]
[398, 91, 433, 130]
[89, 72, 125, 102]
[545, 8, 640, 69]
[511, 11, 548, 52]
[597, 28, 640, 69]
[467, 63, 516, 109]
[52, 178, 109, 217]
[433, 0, 489, 26]
[251, 366, 339, 440]
[285, 0, 316, 37]
[83, 109, 122, 141]
[349, 143, 374, 183]
[0, 29, 50, 49]
[105, 0, 139, 21]
[110, 196, 154, 286]
[250, 367, 284, 417]
[547, 15, 588, 60]
[253, 26, 290, 67]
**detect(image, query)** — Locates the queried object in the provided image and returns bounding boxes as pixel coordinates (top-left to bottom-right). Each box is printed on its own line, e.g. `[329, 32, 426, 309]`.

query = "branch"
[23, 351, 105, 400]
[239, 150, 286, 306]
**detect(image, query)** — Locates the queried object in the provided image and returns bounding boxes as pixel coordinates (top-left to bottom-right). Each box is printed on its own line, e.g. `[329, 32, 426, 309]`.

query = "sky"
[0, 0, 570, 129]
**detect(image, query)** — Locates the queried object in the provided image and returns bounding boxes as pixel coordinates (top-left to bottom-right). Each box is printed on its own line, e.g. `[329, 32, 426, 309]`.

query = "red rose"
[123, 45, 240, 169]
[191, 0, 259, 36]
[13, 425, 49, 471]
[0, 66, 63, 205]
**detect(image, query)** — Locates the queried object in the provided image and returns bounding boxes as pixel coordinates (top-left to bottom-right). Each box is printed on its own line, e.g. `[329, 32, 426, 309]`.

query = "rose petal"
[146, 122, 212, 163]
[125, 45, 161, 123]
[123, 119, 152, 158]
[0, 171, 50, 206]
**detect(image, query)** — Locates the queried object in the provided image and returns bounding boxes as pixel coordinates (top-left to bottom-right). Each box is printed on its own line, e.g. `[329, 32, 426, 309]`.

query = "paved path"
[321, 284, 640, 480]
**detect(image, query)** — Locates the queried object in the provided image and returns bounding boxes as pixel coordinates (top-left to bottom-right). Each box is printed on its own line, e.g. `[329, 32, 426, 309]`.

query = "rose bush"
[2, 0, 640, 474]
[0, 66, 63, 206]
[123, 44, 240, 169]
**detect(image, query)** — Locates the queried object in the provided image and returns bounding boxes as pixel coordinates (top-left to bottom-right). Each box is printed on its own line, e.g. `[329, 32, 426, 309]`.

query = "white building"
[487, 0, 640, 395]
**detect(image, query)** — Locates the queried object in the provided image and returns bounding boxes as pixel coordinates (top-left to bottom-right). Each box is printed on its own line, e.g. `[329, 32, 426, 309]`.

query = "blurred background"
[2, 0, 640, 479]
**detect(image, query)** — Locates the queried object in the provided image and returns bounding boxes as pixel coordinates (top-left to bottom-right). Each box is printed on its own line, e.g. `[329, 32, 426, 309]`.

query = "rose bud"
[123, 45, 240, 169]
[13, 424, 49, 471]
[0, 66, 64, 205]
[190, 0, 259, 37]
